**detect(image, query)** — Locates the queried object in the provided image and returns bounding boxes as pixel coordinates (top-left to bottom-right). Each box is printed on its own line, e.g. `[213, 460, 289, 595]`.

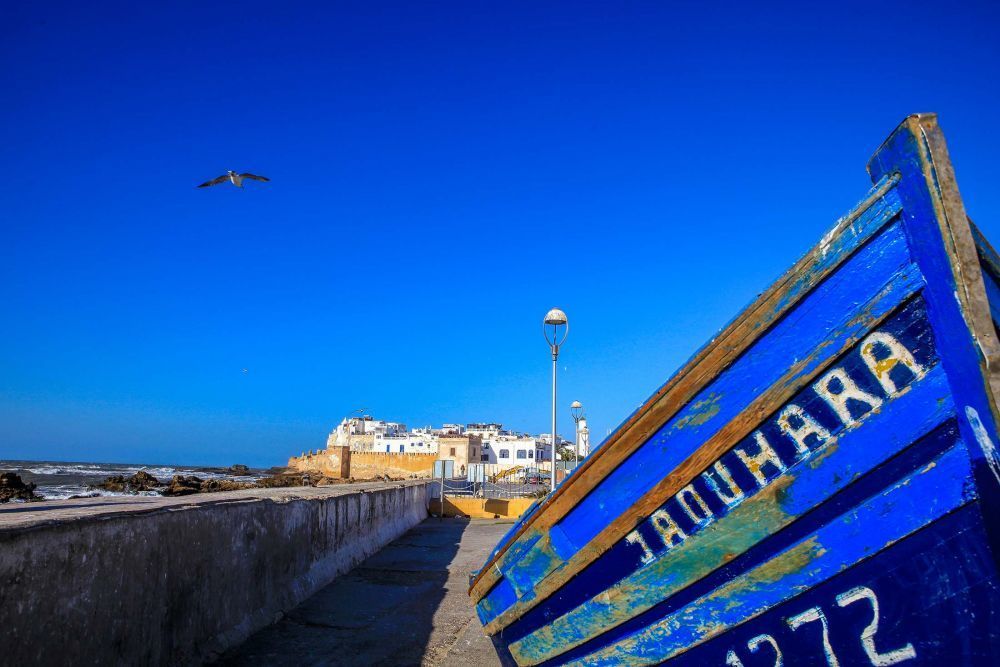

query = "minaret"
[577, 417, 590, 458]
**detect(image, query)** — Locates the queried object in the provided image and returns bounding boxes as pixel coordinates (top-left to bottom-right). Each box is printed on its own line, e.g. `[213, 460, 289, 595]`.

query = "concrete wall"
[442, 495, 537, 519]
[350, 451, 436, 478]
[0, 481, 430, 666]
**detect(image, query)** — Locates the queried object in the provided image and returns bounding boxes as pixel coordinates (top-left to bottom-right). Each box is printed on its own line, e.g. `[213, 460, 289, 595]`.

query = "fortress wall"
[350, 451, 437, 478]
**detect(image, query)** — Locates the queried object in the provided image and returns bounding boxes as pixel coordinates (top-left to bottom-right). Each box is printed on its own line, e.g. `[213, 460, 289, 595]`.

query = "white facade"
[323, 414, 564, 467]
[479, 434, 551, 469]
[374, 433, 439, 454]
[466, 422, 507, 439]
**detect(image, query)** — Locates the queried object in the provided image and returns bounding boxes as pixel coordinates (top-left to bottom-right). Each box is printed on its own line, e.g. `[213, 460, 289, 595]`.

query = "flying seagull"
[197, 170, 270, 188]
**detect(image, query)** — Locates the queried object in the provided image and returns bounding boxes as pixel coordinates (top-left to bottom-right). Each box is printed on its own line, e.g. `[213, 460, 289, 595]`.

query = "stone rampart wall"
[350, 452, 437, 479]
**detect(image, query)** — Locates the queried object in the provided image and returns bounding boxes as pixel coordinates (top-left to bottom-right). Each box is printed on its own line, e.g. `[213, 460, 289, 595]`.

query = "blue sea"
[0, 460, 267, 500]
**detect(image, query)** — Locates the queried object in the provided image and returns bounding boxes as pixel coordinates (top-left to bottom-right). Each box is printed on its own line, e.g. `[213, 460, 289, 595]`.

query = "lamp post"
[570, 400, 584, 470]
[543, 308, 568, 492]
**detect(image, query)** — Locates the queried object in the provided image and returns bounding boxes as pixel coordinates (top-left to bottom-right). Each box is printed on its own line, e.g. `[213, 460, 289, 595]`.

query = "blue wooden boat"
[469, 114, 1000, 666]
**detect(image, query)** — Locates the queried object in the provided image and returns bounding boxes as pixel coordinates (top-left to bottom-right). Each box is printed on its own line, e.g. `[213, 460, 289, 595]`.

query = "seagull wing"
[240, 173, 270, 182]
[197, 174, 230, 188]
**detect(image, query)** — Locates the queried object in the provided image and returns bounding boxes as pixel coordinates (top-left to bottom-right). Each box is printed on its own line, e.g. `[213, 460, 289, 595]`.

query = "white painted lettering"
[787, 607, 839, 667]
[777, 404, 831, 456]
[625, 529, 655, 564]
[676, 484, 713, 525]
[727, 586, 914, 667]
[814, 367, 883, 427]
[735, 431, 787, 486]
[836, 586, 916, 665]
[747, 634, 784, 667]
[649, 508, 687, 549]
[860, 332, 926, 396]
[701, 460, 745, 508]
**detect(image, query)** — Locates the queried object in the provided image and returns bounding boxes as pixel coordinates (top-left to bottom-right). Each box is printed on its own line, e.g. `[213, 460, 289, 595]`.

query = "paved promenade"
[220, 517, 511, 666]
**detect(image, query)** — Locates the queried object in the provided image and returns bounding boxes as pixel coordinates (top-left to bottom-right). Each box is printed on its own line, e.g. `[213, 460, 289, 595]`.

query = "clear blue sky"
[1, 1, 998, 467]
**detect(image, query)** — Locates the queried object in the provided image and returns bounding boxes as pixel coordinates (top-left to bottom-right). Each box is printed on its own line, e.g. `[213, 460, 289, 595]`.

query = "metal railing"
[429, 476, 546, 500]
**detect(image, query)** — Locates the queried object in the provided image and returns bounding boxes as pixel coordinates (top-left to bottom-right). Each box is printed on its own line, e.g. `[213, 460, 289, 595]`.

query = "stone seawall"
[0, 481, 431, 666]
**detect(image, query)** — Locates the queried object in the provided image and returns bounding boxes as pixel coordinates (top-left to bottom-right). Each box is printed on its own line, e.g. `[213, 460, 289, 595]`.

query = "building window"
[385, 445, 390, 452]
[481, 454, 489, 462]
[399, 445, 404, 453]
[499, 449, 510, 459]
[450, 447, 456, 456]
[528, 450, 534, 459]
[516, 450, 527, 460]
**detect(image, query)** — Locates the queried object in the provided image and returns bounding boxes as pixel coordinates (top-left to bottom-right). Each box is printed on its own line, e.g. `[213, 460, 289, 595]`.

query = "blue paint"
[978, 268, 1000, 326]
[666, 504, 1000, 666]
[507, 355, 956, 657]
[482, 295, 939, 628]
[526, 420, 965, 666]
[472, 117, 1000, 667]
[480, 224, 922, 623]
[574, 442, 974, 666]
[557, 221, 916, 551]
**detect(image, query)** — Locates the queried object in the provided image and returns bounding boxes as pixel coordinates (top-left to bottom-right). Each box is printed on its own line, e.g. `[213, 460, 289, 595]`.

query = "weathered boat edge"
[468, 166, 906, 601]
[472, 114, 1000, 666]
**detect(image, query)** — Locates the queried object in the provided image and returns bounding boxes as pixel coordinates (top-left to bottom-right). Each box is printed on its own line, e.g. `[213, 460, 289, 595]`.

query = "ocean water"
[0, 460, 267, 500]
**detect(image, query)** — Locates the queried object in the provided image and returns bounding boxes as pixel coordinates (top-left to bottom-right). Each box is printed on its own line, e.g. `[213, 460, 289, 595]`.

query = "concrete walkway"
[220, 517, 512, 666]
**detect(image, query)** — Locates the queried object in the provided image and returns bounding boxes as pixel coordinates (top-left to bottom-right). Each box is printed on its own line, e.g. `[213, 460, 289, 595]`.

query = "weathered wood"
[469, 174, 903, 600]
[481, 240, 924, 631]
[474, 115, 1000, 666]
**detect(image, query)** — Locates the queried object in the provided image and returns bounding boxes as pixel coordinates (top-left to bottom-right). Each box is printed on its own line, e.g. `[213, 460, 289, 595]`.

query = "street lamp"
[543, 308, 568, 492]
[570, 400, 584, 469]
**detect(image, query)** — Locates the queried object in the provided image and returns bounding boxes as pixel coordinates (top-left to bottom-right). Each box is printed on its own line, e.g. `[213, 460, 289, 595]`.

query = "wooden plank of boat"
[470, 114, 1000, 666]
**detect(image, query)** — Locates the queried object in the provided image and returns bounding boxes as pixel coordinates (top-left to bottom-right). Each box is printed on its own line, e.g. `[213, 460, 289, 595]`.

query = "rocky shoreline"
[0, 468, 406, 503]
[87, 469, 373, 497]
[0, 472, 43, 503]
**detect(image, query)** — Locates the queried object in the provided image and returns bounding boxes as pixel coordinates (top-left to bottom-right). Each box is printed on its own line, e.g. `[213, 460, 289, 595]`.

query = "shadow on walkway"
[220, 517, 510, 667]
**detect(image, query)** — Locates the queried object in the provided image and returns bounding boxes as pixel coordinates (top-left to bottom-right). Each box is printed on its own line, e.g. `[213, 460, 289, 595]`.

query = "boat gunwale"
[902, 115, 1000, 428]
[474, 113, 1000, 667]
[469, 166, 905, 601]
[485, 272, 929, 638]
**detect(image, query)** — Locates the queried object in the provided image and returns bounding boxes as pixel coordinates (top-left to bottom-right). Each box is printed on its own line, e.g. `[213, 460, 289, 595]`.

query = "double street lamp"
[543, 308, 568, 492]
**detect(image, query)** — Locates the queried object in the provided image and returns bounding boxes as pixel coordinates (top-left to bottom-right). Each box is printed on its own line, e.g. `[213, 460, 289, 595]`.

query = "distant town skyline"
[2, 2, 999, 467]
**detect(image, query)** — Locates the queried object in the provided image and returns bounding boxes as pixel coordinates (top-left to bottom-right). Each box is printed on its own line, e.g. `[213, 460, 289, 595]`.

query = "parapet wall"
[0, 481, 430, 666]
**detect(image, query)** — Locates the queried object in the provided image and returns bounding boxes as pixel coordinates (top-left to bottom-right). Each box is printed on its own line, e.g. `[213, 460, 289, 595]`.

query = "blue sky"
[1, 1, 998, 467]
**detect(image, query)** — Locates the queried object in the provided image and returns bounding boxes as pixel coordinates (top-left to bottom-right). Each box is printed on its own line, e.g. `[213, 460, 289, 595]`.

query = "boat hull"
[470, 115, 1000, 666]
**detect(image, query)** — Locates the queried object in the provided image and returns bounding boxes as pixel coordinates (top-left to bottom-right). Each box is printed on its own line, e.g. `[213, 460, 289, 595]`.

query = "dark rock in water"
[90, 470, 161, 494]
[0, 472, 42, 503]
[257, 472, 309, 488]
[200, 479, 256, 493]
[162, 475, 203, 496]
[226, 464, 251, 476]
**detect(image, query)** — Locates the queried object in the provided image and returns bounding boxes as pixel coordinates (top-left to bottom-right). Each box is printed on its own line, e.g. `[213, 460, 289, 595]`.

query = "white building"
[374, 432, 439, 454]
[481, 434, 539, 467]
[323, 414, 564, 468]
[537, 433, 572, 459]
[466, 422, 507, 439]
